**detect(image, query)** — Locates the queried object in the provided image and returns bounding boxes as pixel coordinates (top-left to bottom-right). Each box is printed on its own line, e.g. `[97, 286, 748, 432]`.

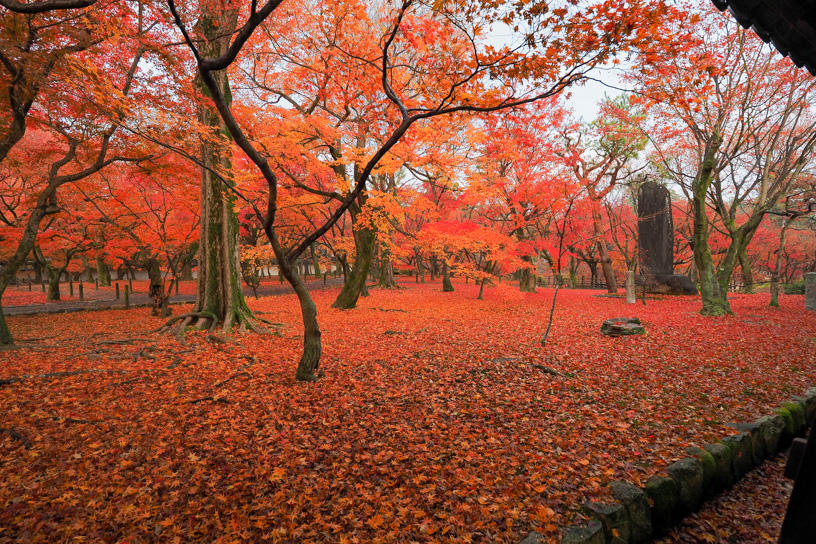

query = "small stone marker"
[600, 317, 645, 336]
[625, 271, 635, 304]
[806, 272, 816, 311]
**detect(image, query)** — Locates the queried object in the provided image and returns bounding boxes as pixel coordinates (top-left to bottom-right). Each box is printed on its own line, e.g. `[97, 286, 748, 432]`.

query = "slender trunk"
[442, 261, 454, 292]
[693, 133, 730, 316]
[147, 257, 170, 317]
[33, 260, 43, 284]
[739, 250, 755, 294]
[478, 277, 486, 299]
[332, 223, 376, 309]
[770, 218, 792, 308]
[311, 244, 321, 278]
[592, 207, 618, 293]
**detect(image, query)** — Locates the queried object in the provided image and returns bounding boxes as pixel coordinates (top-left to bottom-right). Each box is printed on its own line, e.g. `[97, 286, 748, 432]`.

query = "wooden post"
[323, 272, 327, 285]
[124, 285, 130, 309]
[79, 281, 84, 302]
[115, 282, 120, 299]
[41, 282, 46, 293]
[69, 278, 74, 297]
[95, 279, 99, 290]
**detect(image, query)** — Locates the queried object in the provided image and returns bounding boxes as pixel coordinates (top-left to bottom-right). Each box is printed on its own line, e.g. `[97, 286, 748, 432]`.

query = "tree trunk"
[693, 133, 731, 316]
[311, 243, 321, 279]
[592, 207, 618, 293]
[770, 218, 792, 308]
[187, 9, 255, 332]
[442, 261, 454, 292]
[332, 223, 376, 309]
[739, 250, 755, 294]
[96, 256, 111, 286]
[82, 256, 94, 282]
[377, 244, 398, 288]
[147, 257, 169, 317]
[33, 259, 42, 284]
[46, 270, 61, 301]
[519, 255, 536, 293]
[478, 277, 486, 299]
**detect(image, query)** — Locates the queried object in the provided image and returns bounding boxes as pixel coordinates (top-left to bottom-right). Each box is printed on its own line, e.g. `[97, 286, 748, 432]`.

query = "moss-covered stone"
[609, 481, 652, 544]
[582, 502, 630, 544]
[666, 457, 704, 514]
[732, 421, 764, 465]
[721, 432, 753, 480]
[560, 520, 605, 544]
[793, 393, 816, 427]
[645, 475, 680, 535]
[703, 442, 734, 491]
[782, 401, 807, 435]
[756, 415, 785, 456]
[776, 407, 797, 447]
[685, 446, 717, 499]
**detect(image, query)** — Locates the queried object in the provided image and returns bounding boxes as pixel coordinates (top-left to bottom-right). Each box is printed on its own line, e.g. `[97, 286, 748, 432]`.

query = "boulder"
[703, 442, 734, 492]
[560, 520, 605, 544]
[755, 415, 785, 457]
[667, 457, 704, 514]
[582, 502, 630, 543]
[782, 401, 807, 435]
[685, 447, 717, 499]
[519, 531, 546, 544]
[721, 432, 753, 479]
[730, 421, 765, 465]
[601, 318, 645, 337]
[635, 274, 698, 295]
[609, 481, 652, 544]
[645, 475, 680, 535]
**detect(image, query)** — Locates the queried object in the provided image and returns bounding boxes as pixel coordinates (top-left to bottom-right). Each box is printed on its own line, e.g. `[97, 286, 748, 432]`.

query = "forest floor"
[1, 280, 813, 543]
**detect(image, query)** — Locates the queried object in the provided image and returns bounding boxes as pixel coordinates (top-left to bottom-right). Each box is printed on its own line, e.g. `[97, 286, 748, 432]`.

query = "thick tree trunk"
[693, 134, 731, 316]
[46, 270, 61, 301]
[332, 223, 376, 309]
[442, 261, 454, 292]
[592, 207, 618, 293]
[0, 300, 12, 345]
[96, 256, 111, 286]
[519, 255, 536, 293]
[377, 244, 398, 288]
[33, 260, 42, 284]
[186, 9, 255, 332]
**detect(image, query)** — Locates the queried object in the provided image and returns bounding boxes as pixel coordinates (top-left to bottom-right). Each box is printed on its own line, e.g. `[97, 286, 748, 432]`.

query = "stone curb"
[520, 386, 815, 544]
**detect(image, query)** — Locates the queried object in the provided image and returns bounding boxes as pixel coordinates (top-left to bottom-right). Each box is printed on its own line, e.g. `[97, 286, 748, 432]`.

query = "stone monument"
[637, 182, 697, 295]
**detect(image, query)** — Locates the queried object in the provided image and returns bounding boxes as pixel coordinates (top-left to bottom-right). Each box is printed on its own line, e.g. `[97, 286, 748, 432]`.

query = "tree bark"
[377, 243, 398, 288]
[442, 261, 454, 292]
[332, 219, 375, 309]
[693, 133, 731, 315]
[770, 218, 792, 308]
[187, 8, 255, 332]
[739, 249, 755, 294]
[96, 255, 111, 286]
[592, 207, 618, 293]
[519, 255, 536, 292]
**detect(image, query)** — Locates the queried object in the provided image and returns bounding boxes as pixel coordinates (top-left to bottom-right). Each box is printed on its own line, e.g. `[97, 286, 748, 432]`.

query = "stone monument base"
[636, 274, 698, 296]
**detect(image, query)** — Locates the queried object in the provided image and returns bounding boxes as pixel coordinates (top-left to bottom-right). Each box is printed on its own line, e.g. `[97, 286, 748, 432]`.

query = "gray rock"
[685, 447, 717, 499]
[755, 415, 785, 456]
[703, 442, 734, 491]
[645, 475, 680, 534]
[666, 457, 704, 513]
[793, 393, 816, 427]
[731, 421, 765, 464]
[610, 481, 652, 544]
[519, 531, 546, 544]
[782, 401, 807, 434]
[721, 432, 753, 480]
[582, 502, 631, 543]
[560, 520, 605, 544]
[600, 318, 645, 337]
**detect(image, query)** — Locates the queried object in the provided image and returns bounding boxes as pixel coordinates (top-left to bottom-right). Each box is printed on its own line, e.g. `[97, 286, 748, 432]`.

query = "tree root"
[0, 427, 31, 449]
[373, 307, 407, 313]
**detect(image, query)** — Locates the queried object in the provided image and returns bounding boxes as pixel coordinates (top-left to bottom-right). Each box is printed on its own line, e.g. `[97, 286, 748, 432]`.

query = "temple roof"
[712, 0, 816, 75]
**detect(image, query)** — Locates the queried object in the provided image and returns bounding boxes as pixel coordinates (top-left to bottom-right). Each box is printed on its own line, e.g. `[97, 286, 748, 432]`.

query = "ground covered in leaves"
[1, 281, 813, 543]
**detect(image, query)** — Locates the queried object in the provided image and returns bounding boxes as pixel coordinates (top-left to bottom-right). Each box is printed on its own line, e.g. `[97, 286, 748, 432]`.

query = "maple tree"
[164, 0, 674, 380]
[631, 5, 816, 315]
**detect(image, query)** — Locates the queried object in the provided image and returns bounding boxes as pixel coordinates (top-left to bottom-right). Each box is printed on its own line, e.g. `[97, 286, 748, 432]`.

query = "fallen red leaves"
[1, 281, 813, 543]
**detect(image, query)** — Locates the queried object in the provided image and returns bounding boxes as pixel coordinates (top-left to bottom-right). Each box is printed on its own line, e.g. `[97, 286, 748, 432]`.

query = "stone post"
[806, 273, 816, 311]
[626, 271, 636, 304]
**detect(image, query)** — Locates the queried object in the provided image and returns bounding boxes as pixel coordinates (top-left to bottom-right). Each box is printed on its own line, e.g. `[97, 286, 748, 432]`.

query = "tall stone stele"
[637, 182, 697, 295]
[806, 273, 816, 311]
